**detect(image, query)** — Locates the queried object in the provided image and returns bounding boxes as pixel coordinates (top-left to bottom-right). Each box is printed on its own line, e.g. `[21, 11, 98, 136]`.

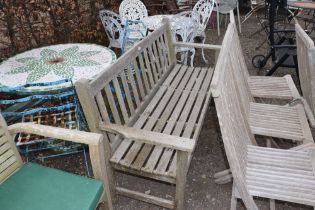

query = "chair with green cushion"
[0, 114, 113, 210]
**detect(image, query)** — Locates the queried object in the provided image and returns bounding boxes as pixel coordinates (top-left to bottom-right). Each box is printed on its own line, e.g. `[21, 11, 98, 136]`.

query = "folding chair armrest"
[100, 123, 195, 152]
[8, 123, 102, 146]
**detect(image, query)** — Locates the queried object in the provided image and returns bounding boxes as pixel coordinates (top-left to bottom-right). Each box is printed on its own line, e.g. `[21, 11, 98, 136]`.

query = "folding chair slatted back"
[211, 23, 258, 209]
[225, 19, 254, 117]
[0, 115, 23, 183]
[296, 23, 315, 114]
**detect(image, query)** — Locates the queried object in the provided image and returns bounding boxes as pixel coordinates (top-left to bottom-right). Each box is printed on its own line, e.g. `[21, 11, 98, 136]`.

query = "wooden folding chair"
[213, 18, 314, 185]
[211, 26, 315, 209]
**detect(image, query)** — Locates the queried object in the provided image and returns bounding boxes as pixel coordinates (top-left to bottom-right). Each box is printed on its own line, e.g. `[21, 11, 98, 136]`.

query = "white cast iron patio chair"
[178, 0, 215, 63]
[99, 10, 124, 49]
[119, 0, 149, 53]
[119, 0, 148, 22]
[213, 0, 241, 35]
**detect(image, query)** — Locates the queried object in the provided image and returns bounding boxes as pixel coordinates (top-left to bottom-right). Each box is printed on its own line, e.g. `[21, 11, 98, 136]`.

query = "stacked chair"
[119, 0, 149, 53]
[212, 12, 315, 209]
[0, 80, 90, 175]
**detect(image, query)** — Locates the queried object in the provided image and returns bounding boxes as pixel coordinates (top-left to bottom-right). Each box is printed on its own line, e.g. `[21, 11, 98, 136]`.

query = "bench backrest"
[224, 14, 254, 117]
[211, 22, 258, 210]
[296, 23, 315, 114]
[76, 20, 176, 147]
[0, 114, 23, 183]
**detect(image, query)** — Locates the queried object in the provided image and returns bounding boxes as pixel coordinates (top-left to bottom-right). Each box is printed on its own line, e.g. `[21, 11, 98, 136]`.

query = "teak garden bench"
[212, 22, 315, 210]
[0, 114, 111, 210]
[296, 22, 315, 120]
[76, 19, 220, 209]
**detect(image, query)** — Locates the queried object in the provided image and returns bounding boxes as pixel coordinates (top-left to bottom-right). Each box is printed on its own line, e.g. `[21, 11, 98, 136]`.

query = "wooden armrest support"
[8, 123, 102, 146]
[173, 42, 221, 50]
[100, 123, 195, 152]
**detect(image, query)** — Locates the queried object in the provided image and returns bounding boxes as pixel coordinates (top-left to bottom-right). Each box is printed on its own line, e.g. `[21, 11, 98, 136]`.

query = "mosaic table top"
[0, 43, 116, 91]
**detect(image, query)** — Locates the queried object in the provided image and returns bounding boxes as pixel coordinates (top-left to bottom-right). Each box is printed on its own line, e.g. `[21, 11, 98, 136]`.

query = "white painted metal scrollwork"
[171, 13, 198, 66]
[119, 0, 148, 21]
[178, 0, 214, 63]
[193, 0, 215, 33]
[99, 10, 124, 49]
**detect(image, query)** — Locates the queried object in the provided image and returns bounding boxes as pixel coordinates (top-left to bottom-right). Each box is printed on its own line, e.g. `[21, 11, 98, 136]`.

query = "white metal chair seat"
[246, 145, 315, 207]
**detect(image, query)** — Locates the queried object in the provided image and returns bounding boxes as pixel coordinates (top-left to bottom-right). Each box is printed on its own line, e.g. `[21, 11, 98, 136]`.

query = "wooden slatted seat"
[110, 65, 213, 180]
[229, 14, 301, 101]
[211, 22, 315, 210]
[76, 19, 220, 209]
[296, 22, 315, 115]
[248, 75, 300, 99]
[227, 15, 313, 144]
[249, 102, 312, 142]
[0, 114, 112, 210]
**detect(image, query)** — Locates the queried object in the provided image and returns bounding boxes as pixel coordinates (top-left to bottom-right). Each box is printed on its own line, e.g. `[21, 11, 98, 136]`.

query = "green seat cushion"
[0, 163, 103, 210]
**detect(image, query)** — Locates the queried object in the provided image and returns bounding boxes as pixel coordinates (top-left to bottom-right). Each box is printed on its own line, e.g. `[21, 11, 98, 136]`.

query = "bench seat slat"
[119, 66, 191, 168]
[110, 65, 214, 181]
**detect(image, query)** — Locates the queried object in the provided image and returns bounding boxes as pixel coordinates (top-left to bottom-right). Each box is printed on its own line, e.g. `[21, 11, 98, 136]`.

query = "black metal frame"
[252, 0, 299, 76]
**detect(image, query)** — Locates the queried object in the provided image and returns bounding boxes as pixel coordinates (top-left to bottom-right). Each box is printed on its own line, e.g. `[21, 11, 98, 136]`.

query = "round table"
[142, 15, 174, 31]
[0, 43, 116, 91]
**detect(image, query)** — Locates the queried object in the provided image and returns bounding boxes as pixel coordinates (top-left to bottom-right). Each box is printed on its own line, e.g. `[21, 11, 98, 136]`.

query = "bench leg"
[231, 183, 237, 210]
[175, 151, 189, 210]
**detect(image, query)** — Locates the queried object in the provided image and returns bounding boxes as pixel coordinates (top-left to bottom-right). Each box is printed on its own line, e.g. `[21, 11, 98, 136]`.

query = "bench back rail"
[296, 23, 315, 114]
[211, 23, 259, 210]
[76, 21, 176, 148]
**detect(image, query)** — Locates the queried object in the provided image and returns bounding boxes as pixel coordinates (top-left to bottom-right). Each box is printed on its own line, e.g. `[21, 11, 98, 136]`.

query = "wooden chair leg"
[217, 11, 220, 36]
[270, 199, 276, 210]
[231, 183, 237, 210]
[175, 151, 189, 210]
[266, 138, 276, 210]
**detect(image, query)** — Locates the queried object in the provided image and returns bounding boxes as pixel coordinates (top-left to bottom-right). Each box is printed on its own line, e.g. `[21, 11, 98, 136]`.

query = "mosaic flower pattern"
[7, 46, 101, 83]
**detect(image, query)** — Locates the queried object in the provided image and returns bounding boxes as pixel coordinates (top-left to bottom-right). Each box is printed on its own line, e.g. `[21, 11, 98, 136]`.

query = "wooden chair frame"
[0, 114, 113, 209]
[296, 21, 315, 123]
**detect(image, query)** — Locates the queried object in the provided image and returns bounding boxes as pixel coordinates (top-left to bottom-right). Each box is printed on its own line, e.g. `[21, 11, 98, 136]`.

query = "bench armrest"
[8, 122, 102, 146]
[173, 42, 221, 50]
[100, 123, 195, 152]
